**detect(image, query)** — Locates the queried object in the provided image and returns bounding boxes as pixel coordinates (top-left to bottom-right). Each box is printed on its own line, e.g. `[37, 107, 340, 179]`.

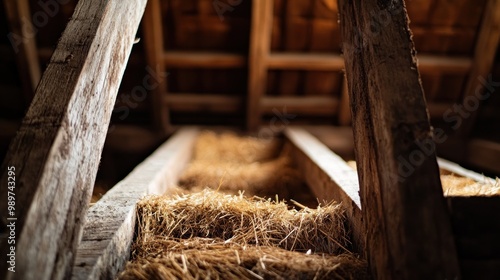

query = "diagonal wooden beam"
[338, 0, 460, 278]
[0, 0, 147, 279]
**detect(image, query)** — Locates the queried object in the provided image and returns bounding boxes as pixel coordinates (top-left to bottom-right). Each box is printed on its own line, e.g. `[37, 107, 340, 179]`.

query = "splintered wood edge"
[71, 128, 199, 280]
[284, 127, 364, 254]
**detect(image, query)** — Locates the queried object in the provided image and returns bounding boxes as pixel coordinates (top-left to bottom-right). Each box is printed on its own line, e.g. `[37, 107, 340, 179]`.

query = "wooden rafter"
[0, 0, 147, 279]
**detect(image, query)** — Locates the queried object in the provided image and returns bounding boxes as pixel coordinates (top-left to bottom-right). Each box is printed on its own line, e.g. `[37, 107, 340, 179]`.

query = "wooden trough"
[0, 0, 499, 279]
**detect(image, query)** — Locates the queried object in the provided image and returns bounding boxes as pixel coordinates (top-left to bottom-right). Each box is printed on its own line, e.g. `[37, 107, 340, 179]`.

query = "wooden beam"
[72, 128, 199, 280]
[285, 128, 363, 252]
[0, 0, 147, 279]
[267, 53, 344, 70]
[142, 0, 170, 134]
[163, 52, 246, 68]
[247, 0, 274, 131]
[338, 0, 461, 278]
[3, 0, 41, 105]
[417, 55, 472, 74]
[265, 53, 471, 73]
[459, 0, 500, 137]
[261, 96, 339, 116]
[165, 94, 243, 113]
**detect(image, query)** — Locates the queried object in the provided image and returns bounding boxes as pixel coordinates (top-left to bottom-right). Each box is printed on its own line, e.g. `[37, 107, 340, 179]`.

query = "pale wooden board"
[338, 0, 461, 278]
[0, 0, 147, 279]
[284, 128, 363, 252]
[72, 128, 199, 280]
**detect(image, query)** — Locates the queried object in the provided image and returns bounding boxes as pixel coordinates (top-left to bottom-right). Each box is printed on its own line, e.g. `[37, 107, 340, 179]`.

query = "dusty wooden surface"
[0, 0, 147, 279]
[338, 0, 461, 278]
[285, 127, 363, 253]
[72, 128, 199, 280]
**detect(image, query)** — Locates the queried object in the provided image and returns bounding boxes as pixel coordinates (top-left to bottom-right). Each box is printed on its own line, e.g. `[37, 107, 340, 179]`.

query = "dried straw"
[348, 160, 500, 196]
[118, 189, 367, 279]
[179, 131, 305, 199]
[441, 174, 500, 196]
[135, 189, 350, 254]
[120, 240, 368, 280]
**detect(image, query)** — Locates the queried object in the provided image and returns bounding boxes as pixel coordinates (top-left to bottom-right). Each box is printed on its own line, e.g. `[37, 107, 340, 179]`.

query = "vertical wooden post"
[338, 0, 461, 279]
[3, 0, 41, 105]
[142, 0, 171, 134]
[247, 0, 273, 131]
[0, 0, 147, 279]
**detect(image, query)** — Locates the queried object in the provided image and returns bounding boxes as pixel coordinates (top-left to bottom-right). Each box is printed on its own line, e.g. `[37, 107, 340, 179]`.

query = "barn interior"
[1, 0, 500, 279]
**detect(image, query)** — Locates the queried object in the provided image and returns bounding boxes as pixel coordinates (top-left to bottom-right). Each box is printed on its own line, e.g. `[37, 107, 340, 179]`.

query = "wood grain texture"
[3, 0, 41, 105]
[72, 128, 199, 280]
[285, 128, 363, 253]
[338, 0, 461, 278]
[247, 0, 274, 130]
[0, 0, 147, 279]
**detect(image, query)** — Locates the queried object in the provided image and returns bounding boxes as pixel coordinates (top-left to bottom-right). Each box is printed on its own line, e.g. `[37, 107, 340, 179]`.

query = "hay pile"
[348, 160, 500, 196]
[179, 131, 305, 199]
[118, 189, 368, 280]
[441, 174, 500, 196]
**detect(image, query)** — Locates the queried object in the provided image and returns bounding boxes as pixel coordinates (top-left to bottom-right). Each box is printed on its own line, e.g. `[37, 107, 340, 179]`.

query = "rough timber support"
[338, 0, 461, 278]
[0, 0, 147, 279]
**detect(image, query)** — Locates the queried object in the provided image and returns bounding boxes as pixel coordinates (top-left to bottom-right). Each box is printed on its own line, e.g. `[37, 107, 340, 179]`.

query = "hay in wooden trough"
[179, 131, 305, 199]
[441, 174, 500, 196]
[347, 161, 500, 196]
[119, 189, 367, 279]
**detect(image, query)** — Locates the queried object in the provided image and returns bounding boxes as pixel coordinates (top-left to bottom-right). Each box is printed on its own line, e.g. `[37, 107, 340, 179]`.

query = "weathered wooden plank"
[247, 0, 274, 130]
[0, 0, 147, 279]
[142, 0, 170, 134]
[3, 0, 41, 105]
[71, 128, 199, 280]
[338, 0, 461, 278]
[285, 127, 363, 252]
[438, 157, 497, 185]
